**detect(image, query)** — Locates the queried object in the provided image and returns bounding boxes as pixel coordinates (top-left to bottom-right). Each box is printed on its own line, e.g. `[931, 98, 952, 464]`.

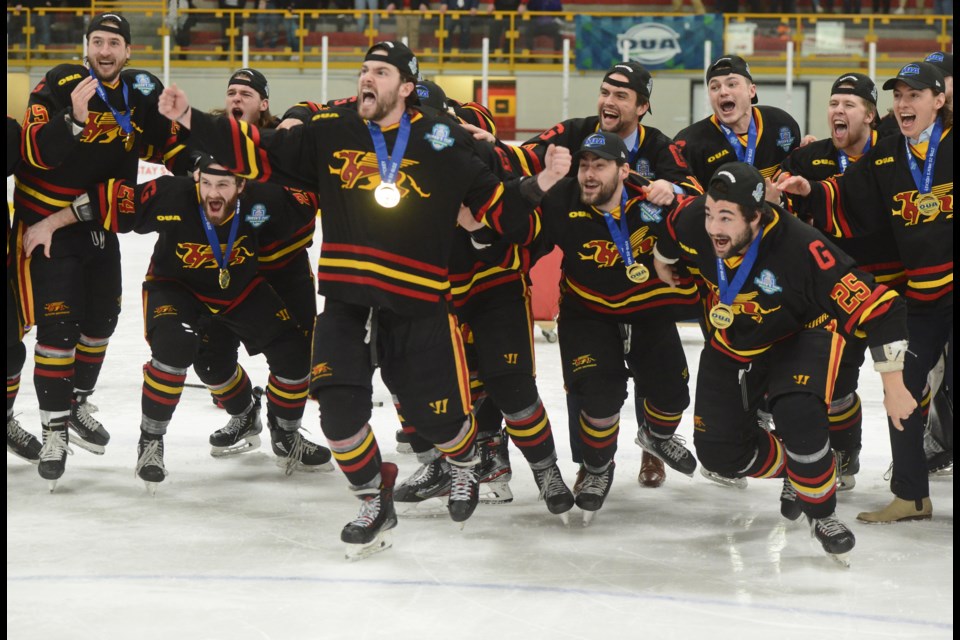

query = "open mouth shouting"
[600, 106, 621, 131]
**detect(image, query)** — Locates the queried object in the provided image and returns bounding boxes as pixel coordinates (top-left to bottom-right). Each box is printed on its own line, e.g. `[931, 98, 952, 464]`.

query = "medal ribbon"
[198, 198, 242, 281]
[600, 189, 634, 269]
[718, 114, 758, 166]
[716, 228, 763, 306]
[89, 67, 133, 137]
[905, 118, 943, 195]
[368, 112, 412, 186]
[837, 134, 872, 174]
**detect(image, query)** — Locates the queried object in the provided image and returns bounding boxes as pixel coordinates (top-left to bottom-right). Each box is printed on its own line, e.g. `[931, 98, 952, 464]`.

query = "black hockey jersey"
[535, 173, 700, 324]
[187, 107, 535, 316]
[657, 198, 906, 363]
[86, 175, 317, 310]
[793, 124, 953, 311]
[673, 106, 800, 187]
[15, 64, 181, 224]
[779, 132, 905, 290]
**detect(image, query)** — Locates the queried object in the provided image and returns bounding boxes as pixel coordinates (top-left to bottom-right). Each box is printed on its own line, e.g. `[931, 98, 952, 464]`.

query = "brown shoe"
[573, 465, 586, 494]
[857, 496, 932, 524]
[638, 451, 666, 488]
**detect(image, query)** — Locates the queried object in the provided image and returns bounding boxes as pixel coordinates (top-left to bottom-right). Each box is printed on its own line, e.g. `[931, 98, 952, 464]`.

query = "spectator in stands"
[7, 0, 54, 51]
[255, 0, 283, 50]
[441, 0, 479, 54]
[386, 0, 428, 52]
[524, 0, 562, 61]
[873, 0, 891, 13]
[487, 0, 524, 57]
[218, 0, 246, 49]
[842, 0, 861, 12]
[354, 0, 379, 34]
[283, 0, 317, 56]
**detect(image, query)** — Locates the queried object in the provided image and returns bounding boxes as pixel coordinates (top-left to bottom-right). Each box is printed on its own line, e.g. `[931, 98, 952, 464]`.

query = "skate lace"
[780, 479, 797, 501]
[404, 460, 438, 487]
[220, 413, 250, 437]
[579, 469, 611, 496]
[39, 429, 73, 462]
[280, 431, 320, 476]
[535, 465, 566, 500]
[350, 495, 381, 527]
[73, 401, 104, 433]
[448, 464, 478, 502]
[816, 514, 847, 537]
[659, 434, 690, 461]
[135, 439, 166, 476]
[8, 418, 34, 447]
[883, 461, 893, 482]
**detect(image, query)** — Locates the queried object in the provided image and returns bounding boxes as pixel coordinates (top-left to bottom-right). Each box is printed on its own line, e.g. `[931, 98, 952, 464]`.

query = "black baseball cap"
[882, 61, 945, 92]
[603, 61, 654, 107]
[574, 131, 629, 165]
[365, 41, 419, 83]
[706, 55, 758, 104]
[923, 51, 953, 77]
[831, 72, 878, 105]
[228, 68, 269, 99]
[707, 162, 766, 214]
[192, 151, 233, 176]
[416, 79, 448, 111]
[453, 101, 498, 136]
[86, 13, 131, 44]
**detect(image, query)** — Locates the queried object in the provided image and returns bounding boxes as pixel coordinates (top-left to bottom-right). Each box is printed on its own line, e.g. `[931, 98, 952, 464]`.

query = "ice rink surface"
[7, 232, 953, 640]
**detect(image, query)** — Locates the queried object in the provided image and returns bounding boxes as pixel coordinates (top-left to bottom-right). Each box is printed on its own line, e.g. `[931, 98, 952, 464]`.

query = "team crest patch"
[635, 158, 653, 178]
[245, 204, 270, 228]
[754, 269, 782, 295]
[639, 201, 662, 223]
[425, 124, 454, 151]
[776, 126, 795, 152]
[132, 73, 156, 96]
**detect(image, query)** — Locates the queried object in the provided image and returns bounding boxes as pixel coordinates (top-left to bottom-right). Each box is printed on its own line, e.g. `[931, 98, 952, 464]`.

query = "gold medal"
[374, 182, 401, 208]
[123, 132, 135, 152]
[626, 262, 649, 283]
[218, 268, 230, 290]
[916, 193, 940, 217]
[709, 303, 734, 329]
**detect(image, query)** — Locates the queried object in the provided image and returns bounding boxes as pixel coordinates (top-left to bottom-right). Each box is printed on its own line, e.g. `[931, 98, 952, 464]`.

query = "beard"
[711, 225, 755, 259]
[86, 57, 124, 84]
[203, 194, 238, 225]
[360, 85, 401, 121]
[579, 176, 619, 208]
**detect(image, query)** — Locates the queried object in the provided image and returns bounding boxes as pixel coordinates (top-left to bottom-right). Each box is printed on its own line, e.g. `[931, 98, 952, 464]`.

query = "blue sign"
[575, 15, 724, 71]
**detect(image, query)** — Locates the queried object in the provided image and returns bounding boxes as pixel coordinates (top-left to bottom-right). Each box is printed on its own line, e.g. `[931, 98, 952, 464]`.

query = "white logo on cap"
[717, 170, 735, 183]
[584, 134, 606, 147]
[751, 183, 764, 203]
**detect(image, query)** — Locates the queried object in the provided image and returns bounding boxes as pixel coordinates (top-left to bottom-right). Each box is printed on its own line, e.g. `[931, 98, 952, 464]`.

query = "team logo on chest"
[635, 158, 653, 178]
[776, 126, 795, 152]
[424, 124, 454, 151]
[132, 73, 156, 96]
[753, 269, 782, 295]
[176, 237, 254, 269]
[245, 204, 270, 228]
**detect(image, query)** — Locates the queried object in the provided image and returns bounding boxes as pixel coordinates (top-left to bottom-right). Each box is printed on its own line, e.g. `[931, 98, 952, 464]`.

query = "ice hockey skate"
[477, 433, 513, 504]
[209, 387, 263, 457]
[446, 456, 480, 525]
[834, 448, 860, 491]
[699, 466, 748, 489]
[342, 462, 398, 561]
[269, 416, 333, 474]
[394, 455, 452, 518]
[395, 428, 413, 454]
[135, 432, 168, 496]
[7, 416, 41, 463]
[532, 461, 574, 525]
[635, 424, 697, 476]
[809, 513, 855, 567]
[780, 477, 803, 521]
[66, 393, 110, 455]
[37, 418, 72, 492]
[574, 461, 615, 526]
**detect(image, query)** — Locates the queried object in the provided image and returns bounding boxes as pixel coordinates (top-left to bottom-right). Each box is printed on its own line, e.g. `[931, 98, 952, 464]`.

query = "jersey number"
[831, 273, 871, 314]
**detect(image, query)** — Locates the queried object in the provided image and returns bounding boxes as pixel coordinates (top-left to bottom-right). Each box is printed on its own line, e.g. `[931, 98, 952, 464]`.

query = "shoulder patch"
[638, 201, 663, 223]
[753, 269, 782, 295]
[245, 203, 270, 228]
[132, 73, 156, 96]
[635, 158, 653, 178]
[424, 123, 454, 151]
[776, 126, 795, 152]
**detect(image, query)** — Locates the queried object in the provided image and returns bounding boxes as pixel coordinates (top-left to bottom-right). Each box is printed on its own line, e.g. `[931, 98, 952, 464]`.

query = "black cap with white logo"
[415, 79, 448, 111]
[831, 72, 878, 105]
[923, 51, 953, 78]
[603, 61, 654, 111]
[365, 41, 420, 82]
[86, 13, 132, 44]
[707, 162, 767, 214]
[882, 61, 945, 93]
[574, 131, 629, 165]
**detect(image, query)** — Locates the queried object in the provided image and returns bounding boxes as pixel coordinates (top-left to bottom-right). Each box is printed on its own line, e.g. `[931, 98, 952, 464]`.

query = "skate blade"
[478, 481, 513, 504]
[143, 480, 161, 496]
[47, 479, 59, 493]
[929, 463, 953, 476]
[699, 468, 748, 490]
[68, 437, 106, 455]
[210, 435, 262, 458]
[837, 476, 856, 492]
[828, 551, 851, 568]
[395, 443, 413, 455]
[581, 509, 598, 527]
[558, 511, 571, 526]
[396, 497, 449, 518]
[275, 458, 335, 474]
[345, 531, 393, 561]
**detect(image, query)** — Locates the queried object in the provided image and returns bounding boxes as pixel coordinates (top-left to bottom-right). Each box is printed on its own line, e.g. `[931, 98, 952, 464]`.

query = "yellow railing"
[5, 7, 952, 73]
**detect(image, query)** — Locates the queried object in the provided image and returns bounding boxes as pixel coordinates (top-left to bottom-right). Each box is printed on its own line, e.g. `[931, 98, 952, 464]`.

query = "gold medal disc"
[374, 182, 401, 208]
[626, 262, 649, 283]
[218, 268, 230, 290]
[123, 132, 135, 152]
[916, 193, 940, 217]
[709, 303, 734, 329]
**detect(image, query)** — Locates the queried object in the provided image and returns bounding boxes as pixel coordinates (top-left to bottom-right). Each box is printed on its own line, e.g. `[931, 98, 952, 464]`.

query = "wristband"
[871, 339, 909, 373]
[70, 193, 95, 223]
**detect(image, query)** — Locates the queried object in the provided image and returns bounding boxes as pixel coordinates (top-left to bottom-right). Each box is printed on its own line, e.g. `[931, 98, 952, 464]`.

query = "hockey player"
[23, 158, 327, 493]
[777, 61, 953, 524]
[14, 13, 183, 487]
[498, 61, 702, 489]
[654, 162, 914, 565]
[529, 132, 699, 524]
[777, 72, 899, 491]
[159, 41, 569, 557]
[6, 116, 42, 464]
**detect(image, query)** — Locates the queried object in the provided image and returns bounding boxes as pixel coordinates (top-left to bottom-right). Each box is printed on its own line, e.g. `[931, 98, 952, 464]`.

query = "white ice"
[7, 231, 953, 640]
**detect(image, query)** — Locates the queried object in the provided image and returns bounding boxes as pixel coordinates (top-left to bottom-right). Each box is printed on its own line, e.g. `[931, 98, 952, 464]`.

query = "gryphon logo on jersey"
[330, 150, 430, 198]
[892, 189, 953, 226]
